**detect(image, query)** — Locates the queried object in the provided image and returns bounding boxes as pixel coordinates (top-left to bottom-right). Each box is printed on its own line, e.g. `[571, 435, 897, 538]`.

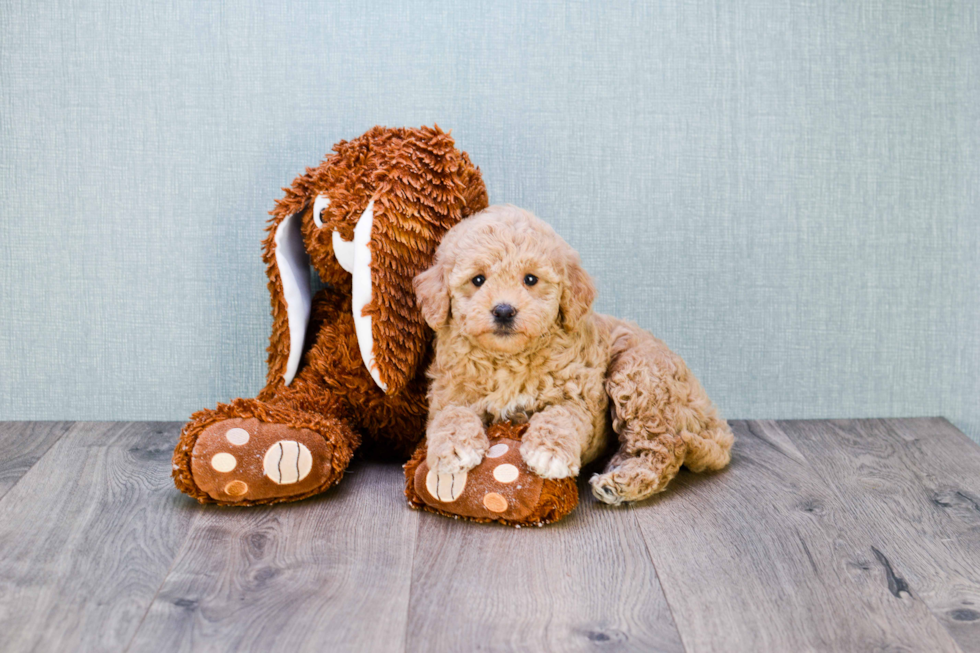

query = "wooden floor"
[1, 419, 979, 652]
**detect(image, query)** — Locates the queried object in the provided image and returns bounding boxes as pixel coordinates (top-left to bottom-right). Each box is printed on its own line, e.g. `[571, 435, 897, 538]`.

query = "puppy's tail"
[590, 318, 734, 505]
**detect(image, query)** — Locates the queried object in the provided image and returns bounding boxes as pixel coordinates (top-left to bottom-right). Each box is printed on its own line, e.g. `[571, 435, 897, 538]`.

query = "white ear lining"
[273, 211, 312, 385]
[350, 200, 387, 392]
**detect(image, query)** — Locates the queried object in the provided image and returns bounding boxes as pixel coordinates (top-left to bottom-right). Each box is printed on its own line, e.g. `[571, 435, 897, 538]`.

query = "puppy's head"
[415, 205, 596, 354]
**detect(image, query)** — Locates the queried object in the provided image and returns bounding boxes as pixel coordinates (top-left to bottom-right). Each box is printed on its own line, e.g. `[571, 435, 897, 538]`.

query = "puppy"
[413, 205, 733, 504]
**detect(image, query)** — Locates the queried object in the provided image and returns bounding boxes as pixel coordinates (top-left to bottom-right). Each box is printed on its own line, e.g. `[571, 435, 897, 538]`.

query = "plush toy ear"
[365, 190, 460, 394]
[414, 258, 451, 330]
[347, 199, 386, 391]
[363, 126, 488, 395]
[261, 162, 317, 390]
[560, 249, 596, 331]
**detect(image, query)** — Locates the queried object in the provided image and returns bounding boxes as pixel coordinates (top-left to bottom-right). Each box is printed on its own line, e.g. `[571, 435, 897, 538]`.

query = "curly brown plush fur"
[172, 126, 488, 505]
[414, 205, 734, 505]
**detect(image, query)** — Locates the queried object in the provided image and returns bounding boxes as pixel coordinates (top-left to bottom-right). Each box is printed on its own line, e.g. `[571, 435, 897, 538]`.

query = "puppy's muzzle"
[492, 303, 518, 327]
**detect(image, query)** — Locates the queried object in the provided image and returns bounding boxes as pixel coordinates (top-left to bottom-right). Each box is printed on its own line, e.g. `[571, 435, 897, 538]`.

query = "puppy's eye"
[524, 274, 538, 287]
[472, 275, 486, 287]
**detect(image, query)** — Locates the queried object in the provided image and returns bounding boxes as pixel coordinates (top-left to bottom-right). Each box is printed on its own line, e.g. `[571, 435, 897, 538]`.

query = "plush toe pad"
[191, 418, 334, 503]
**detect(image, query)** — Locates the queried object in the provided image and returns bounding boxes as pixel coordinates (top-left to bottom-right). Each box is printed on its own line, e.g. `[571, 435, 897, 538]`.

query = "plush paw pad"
[425, 468, 468, 502]
[190, 418, 335, 503]
[263, 440, 314, 484]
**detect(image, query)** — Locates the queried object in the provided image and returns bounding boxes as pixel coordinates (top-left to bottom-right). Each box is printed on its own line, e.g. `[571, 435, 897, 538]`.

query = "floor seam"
[629, 503, 690, 653]
[400, 499, 423, 653]
[0, 421, 75, 504]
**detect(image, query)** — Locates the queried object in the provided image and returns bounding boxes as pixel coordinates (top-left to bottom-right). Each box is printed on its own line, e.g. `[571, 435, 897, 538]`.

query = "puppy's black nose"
[492, 303, 517, 322]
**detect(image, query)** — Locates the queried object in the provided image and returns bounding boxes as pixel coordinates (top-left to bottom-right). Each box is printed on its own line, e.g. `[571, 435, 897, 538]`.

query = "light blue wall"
[2, 1, 978, 441]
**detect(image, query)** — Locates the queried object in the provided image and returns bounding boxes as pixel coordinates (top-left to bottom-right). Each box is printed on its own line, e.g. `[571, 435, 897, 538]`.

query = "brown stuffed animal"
[172, 126, 488, 505]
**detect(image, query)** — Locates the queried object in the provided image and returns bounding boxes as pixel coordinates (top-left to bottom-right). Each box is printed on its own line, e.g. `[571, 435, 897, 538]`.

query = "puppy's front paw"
[425, 406, 489, 474]
[520, 443, 580, 479]
[428, 441, 486, 475]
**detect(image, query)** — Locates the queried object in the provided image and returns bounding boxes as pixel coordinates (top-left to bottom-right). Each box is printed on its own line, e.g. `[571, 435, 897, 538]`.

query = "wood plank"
[127, 460, 418, 653]
[406, 482, 684, 653]
[0, 421, 199, 652]
[0, 421, 72, 499]
[3, 417, 973, 651]
[777, 418, 980, 652]
[632, 420, 962, 652]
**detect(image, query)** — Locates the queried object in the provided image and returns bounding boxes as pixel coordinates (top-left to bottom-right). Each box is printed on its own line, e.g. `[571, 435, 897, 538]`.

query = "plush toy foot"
[173, 399, 358, 506]
[404, 422, 578, 527]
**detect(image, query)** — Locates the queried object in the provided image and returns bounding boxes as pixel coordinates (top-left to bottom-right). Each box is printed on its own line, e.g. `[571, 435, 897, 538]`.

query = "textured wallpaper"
[1, 0, 977, 442]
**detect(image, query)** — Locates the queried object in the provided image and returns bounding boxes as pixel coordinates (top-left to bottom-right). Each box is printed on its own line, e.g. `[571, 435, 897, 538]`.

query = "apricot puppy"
[414, 205, 734, 504]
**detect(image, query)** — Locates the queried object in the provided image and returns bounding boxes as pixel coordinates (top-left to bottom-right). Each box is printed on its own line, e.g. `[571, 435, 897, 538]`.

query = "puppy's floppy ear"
[560, 249, 596, 330]
[414, 256, 451, 330]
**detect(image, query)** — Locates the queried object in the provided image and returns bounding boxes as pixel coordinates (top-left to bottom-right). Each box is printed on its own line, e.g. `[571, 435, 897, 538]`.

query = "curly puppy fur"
[414, 205, 734, 505]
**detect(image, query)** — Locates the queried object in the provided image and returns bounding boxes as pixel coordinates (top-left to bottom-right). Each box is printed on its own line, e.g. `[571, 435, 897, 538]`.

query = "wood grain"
[127, 460, 419, 653]
[406, 481, 684, 653]
[3, 418, 979, 651]
[0, 421, 198, 652]
[0, 421, 72, 499]
[632, 420, 963, 652]
[778, 418, 980, 652]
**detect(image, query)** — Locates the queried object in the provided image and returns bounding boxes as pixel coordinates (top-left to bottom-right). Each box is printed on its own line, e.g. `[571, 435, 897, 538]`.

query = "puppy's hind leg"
[590, 438, 687, 506]
[590, 321, 733, 505]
